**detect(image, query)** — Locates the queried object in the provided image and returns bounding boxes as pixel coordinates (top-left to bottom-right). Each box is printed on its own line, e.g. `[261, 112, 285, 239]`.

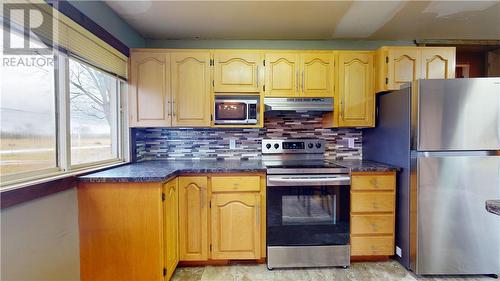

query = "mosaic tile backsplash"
[134, 112, 362, 161]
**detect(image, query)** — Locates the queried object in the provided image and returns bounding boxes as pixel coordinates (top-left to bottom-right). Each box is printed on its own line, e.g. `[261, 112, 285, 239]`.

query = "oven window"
[215, 102, 247, 120]
[267, 185, 350, 246]
[282, 193, 338, 225]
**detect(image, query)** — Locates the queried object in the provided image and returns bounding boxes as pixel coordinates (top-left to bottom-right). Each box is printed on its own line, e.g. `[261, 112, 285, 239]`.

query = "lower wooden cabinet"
[350, 172, 396, 257]
[178, 176, 209, 261]
[178, 174, 265, 262]
[78, 181, 172, 281]
[163, 179, 179, 280]
[211, 193, 261, 259]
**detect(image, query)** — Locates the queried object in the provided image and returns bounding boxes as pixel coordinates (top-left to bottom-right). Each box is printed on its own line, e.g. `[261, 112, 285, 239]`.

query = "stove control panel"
[262, 139, 325, 154]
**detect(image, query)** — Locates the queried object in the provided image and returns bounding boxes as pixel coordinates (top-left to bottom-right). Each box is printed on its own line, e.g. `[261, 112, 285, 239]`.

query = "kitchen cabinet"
[350, 172, 396, 257]
[264, 52, 334, 98]
[178, 176, 209, 261]
[129, 51, 171, 127]
[213, 51, 263, 93]
[375, 46, 456, 92]
[78, 182, 165, 280]
[171, 52, 212, 127]
[211, 193, 261, 259]
[300, 53, 335, 97]
[265, 52, 300, 97]
[163, 179, 179, 281]
[336, 51, 375, 127]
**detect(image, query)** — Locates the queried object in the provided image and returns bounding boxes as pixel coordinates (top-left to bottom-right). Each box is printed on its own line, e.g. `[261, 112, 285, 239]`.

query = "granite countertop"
[333, 159, 400, 173]
[79, 159, 399, 183]
[486, 200, 500, 216]
[79, 160, 267, 183]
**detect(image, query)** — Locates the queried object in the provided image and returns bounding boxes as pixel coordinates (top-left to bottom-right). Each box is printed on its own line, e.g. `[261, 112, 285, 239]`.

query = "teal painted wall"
[145, 39, 415, 50]
[68, 1, 145, 48]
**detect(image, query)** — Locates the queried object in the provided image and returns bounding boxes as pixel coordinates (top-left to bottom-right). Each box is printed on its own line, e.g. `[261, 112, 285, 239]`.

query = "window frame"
[0, 50, 129, 189]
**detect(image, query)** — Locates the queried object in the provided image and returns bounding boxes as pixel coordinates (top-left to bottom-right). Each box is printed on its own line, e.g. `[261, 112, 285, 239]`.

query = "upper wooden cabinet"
[375, 46, 456, 92]
[265, 52, 300, 97]
[171, 52, 212, 127]
[213, 51, 263, 93]
[265, 52, 334, 98]
[337, 52, 375, 127]
[129, 52, 171, 127]
[420, 47, 456, 80]
[178, 176, 209, 261]
[300, 53, 335, 97]
[163, 179, 179, 281]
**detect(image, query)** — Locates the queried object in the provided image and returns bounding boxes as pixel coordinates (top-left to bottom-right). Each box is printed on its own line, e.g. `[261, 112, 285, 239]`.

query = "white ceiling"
[104, 1, 500, 40]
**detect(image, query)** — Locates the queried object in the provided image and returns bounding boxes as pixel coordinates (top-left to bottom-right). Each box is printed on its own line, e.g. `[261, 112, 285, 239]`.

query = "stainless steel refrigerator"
[363, 78, 500, 275]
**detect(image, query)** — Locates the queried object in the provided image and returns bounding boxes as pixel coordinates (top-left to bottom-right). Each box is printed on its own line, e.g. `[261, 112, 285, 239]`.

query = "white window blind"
[2, 0, 128, 79]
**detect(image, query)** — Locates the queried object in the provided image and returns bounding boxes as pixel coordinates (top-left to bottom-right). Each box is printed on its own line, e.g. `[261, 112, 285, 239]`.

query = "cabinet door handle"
[200, 188, 205, 209]
[172, 100, 176, 117]
[167, 100, 171, 117]
[340, 100, 344, 119]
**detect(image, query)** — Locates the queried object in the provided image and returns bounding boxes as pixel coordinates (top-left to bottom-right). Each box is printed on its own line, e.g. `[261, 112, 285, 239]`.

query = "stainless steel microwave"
[214, 96, 259, 125]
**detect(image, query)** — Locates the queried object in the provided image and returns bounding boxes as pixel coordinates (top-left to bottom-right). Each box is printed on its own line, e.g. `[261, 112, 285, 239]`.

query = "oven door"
[214, 100, 248, 124]
[267, 175, 350, 247]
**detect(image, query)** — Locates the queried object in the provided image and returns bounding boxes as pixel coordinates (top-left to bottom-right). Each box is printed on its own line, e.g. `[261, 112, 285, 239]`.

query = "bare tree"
[69, 61, 112, 126]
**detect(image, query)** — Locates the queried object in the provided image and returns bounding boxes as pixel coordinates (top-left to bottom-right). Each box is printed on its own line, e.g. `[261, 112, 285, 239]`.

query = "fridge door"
[415, 152, 500, 275]
[417, 78, 500, 151]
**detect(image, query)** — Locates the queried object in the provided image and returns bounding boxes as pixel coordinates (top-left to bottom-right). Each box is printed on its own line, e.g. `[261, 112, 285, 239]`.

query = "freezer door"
[415, 153, 500, 275]
[417, 78, 500, 151]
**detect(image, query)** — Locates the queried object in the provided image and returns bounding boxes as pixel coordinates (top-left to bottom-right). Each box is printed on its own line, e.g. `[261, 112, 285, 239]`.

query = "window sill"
[0, 160, 128, 208]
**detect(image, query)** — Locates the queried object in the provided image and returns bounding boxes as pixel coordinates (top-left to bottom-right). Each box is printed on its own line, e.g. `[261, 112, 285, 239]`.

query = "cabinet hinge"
[210, 59, 214, 66]
[163, 268, 167, 276]
[385, 77, 389, 85]
[210, 114, 213, 122]
[212, 80, 215, 87]
[210, 244, 212, 252]
[209, 200, 212, 208]
[263, 60, 265, 66]
[162, 193, 165, 201]
[263, 85, 265, 92]
[385, 56, 389, 63]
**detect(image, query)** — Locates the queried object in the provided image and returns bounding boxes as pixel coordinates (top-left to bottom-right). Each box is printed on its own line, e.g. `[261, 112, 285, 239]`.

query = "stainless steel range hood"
[264, 98, 333, 112]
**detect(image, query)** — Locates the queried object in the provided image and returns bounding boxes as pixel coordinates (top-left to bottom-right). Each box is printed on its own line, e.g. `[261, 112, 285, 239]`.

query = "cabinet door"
[178, 176, 208, 261]
[300, 53, 335, 97]
[387, 48, 420, 90]
[171, 52, 211, 127]
[129, 52, 171, 127]
[163, 179, 179, 281]
[211, 193, 260, 260]
[338, 52, 375, 127]
[421, 47, 456, 79]
[214, 52, 262, 93]
[265, 53, 300, 97]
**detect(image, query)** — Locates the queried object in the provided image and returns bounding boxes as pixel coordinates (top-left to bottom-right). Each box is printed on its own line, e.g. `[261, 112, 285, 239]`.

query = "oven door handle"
[267, 176, 351, 187]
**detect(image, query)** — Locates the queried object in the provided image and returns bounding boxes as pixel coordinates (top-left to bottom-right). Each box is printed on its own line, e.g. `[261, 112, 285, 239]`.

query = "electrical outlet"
[229, 139, 236, 149]
[396, 246, 402, 257]
[348, 138, 355, 148]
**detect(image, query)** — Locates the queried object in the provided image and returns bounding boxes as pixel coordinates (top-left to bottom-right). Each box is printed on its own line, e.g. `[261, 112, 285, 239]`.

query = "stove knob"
[274, 143, 280, 149]
[308, 143, 313, 148]
[266, 143, 271, 149]
[316, 142, 322, 148]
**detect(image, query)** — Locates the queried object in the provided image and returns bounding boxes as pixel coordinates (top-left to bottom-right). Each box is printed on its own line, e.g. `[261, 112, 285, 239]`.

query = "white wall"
[1, 188, 80, 281]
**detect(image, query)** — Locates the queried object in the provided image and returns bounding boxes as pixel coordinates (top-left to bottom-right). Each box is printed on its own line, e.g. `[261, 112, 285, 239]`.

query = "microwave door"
[215, 101, 248, 124]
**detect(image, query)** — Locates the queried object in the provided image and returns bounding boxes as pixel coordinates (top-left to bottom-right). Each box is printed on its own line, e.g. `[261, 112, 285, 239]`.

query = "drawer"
[351, 174, 395, 191]
[351, 236, 394, 256]
[351, 214, 394, 234]
[351, 192, 395, 213]
[211, 176, 260, 192]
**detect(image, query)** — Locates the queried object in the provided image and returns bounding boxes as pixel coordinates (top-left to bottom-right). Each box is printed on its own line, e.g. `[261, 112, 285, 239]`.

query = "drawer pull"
[371, 223, 378, 232]
[372, 201, 378, 209]
[369, 178, 379, 188]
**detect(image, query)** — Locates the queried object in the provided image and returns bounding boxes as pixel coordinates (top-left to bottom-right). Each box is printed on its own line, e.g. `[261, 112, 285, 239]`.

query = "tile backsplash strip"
[133, 112, 362, 161]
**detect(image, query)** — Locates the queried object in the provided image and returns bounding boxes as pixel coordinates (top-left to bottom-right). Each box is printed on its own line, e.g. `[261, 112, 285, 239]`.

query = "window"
[0, 27, 57, 178]
[69, 59, 119, 166]
[0, 28, 126, 187]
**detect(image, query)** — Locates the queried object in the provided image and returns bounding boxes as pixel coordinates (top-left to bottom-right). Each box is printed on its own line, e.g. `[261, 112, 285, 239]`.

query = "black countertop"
[79, 159, 399, 183]
[486, 200, 500, 216]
